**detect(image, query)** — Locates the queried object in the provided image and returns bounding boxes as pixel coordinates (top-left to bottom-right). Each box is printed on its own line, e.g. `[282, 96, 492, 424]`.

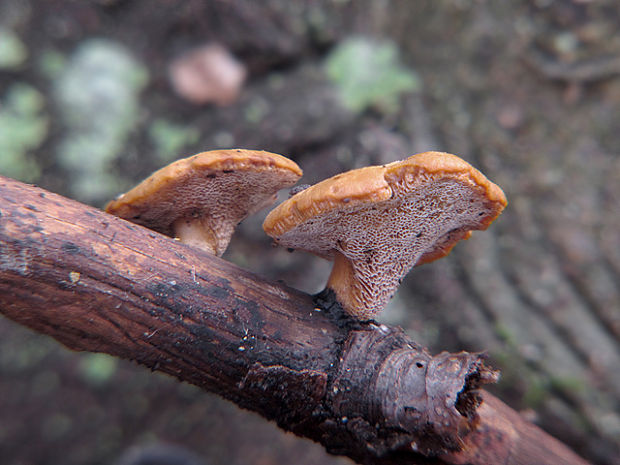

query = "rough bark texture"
[0, 176, 591, 465]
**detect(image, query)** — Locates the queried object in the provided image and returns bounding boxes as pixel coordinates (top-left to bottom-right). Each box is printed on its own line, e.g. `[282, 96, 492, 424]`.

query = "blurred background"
[1, 1, 619, 464]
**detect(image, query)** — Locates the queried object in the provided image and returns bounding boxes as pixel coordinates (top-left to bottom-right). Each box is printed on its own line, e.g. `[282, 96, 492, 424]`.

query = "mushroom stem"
[326, 250, 370, 319]
[326, 249, 407, 320]
[325, 250, 355, 309]
[173, 217, 231, 256]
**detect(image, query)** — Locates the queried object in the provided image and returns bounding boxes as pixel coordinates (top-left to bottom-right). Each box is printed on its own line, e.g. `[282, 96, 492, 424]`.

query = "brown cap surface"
[106, 149, 302, 255]
[263, 151, 507, 319]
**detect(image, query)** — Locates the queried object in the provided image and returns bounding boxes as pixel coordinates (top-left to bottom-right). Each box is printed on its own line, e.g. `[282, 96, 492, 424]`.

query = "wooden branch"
[0, 175, 590, 465]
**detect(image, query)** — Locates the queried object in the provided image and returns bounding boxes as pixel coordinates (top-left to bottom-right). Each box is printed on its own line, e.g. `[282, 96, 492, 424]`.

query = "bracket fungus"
[106, 149, 302, 256]
[263, 151, 507, 320]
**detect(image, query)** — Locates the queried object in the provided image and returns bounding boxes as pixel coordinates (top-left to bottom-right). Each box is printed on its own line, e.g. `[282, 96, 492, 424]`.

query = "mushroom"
[169, 43, 247, 106]
[106, 149, 302, 256]
[263, 151, 507, 320]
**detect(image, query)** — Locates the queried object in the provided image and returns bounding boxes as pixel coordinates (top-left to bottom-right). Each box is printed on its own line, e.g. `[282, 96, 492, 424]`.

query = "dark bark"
[0, 176, 589, 465]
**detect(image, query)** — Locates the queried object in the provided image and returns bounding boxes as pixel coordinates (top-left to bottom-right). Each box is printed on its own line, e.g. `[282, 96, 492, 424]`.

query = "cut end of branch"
[410, 351, 500, 455]
[455, 358, 501, 422]
[327, 325, 501, 460]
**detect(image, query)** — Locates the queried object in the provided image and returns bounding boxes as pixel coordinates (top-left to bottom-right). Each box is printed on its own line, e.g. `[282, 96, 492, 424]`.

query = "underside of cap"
[106, 149, 302, 255]
[262, 164, 392, 247]
[263, 151, 507, 319]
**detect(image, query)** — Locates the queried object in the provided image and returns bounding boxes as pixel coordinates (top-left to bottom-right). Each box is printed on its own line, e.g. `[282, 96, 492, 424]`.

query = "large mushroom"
[263, 151, 507, 320]
[106, 149, 302, 256]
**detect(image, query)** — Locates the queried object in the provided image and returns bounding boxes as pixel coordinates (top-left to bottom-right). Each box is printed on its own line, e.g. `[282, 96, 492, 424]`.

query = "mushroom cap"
[106, 149, 302, 255]
[169, 43, 247, 106]
[263, 151, 507, 318]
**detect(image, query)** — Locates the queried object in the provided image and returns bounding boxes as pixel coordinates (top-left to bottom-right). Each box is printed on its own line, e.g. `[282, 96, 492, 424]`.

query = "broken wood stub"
[323, 323, 498, 459]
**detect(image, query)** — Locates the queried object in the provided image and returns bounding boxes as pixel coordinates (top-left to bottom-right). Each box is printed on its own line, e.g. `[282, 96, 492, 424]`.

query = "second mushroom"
[263, 151, 507, 320]
[106, 149, 302, 256]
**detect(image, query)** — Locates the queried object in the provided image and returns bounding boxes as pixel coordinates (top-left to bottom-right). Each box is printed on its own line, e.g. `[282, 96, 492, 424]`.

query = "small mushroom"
[106, 149, 302, 256]
[169, 43, 247, 106]
[263, 151, 507, 320]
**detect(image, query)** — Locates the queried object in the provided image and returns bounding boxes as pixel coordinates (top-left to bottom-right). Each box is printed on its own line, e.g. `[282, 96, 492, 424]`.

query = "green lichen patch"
[0, 27, 28, 70]
[148, 118, 199, 163]
[78, 353, 118, 386]
[0, 83, 47, 182]
[53, 39, 149, 203]
[37, 49, 66, 79]
[325, 36, 419, 113]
